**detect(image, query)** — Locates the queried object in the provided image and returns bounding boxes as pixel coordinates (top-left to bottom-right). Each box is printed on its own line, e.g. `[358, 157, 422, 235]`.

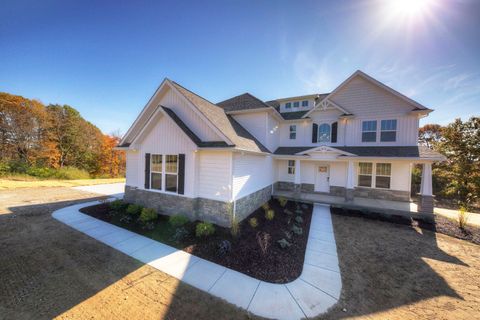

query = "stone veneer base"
[124, 185, 272, 227]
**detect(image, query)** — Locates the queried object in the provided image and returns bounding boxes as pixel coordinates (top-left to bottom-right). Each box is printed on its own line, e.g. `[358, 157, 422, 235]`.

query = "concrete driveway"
[72, 183, 125, 198]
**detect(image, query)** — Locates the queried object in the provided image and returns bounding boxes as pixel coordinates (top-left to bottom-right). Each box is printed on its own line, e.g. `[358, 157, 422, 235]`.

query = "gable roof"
[303, 70, 433, 118]
[217, 93, 271, 112]
[168, 81, 270, 153]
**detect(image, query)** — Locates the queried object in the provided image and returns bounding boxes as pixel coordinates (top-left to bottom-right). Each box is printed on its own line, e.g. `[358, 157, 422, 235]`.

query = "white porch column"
[345, 160, 355, 202]
[293, 159, 301, 197]
[418, 162, 434, 218]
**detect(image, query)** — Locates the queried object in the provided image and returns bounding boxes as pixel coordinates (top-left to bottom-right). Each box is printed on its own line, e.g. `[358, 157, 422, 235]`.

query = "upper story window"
[289, 125, 296, 139]
[302, 100, 309, 107]
[288, 160, 295, 175]
[318, 123, 331, 142]
[362, 120, 377, 142]
[380, 119, 397, 142]
[151, 155, 162, 190]
[285, 102, 292, 109]
[293, 101, 300, 108]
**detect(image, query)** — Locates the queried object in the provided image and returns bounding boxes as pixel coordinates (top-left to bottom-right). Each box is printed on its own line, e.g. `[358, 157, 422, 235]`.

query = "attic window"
[286, 102, 292, 109]
[302, 100, 309, 107]
[293, 101, 300, 108]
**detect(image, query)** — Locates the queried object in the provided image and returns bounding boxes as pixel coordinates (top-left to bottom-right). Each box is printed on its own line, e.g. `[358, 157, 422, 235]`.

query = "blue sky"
[1, 0, 479, 134]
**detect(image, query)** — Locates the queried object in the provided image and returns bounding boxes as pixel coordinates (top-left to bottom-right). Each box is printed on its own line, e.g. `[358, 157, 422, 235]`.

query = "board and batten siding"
[129, 114, 197, 197]
[232, 112, 267, 146]
[232, 153, 274, 200]
[197, 151, 232, 201]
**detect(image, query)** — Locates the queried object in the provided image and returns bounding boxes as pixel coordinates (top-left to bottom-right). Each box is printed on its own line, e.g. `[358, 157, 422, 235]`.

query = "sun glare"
[385, 0, 434, 18]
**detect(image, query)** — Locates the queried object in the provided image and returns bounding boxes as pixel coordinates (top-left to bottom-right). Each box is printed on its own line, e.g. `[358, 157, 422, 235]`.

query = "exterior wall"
[235, 185, 272, 221]
[128, 114, 197, 197]
[232, 153, 274, 199]
[232, 111, 267, 146]
[197, 150, 232, 202]
[266, 113, 280, 152]
[279, 98, 315, 113]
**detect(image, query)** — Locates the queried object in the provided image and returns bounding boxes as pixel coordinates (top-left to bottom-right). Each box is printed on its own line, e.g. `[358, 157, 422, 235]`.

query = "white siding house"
[118, 70, 445, 226]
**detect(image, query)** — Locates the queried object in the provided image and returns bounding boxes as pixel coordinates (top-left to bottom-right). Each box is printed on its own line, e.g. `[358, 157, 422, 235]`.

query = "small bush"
[295, 216, 304, 224]
[0, 162, 11, 175]
[196, 222, 215, 238]
[277, 238, 291, 249]
[171, 227, 189, 242]
[291, 224, 303, 235]
[284, 209, 293, 215]
[53, 166, 90, 180]
[26, 166, 56, 178]
[169, 215, 189, 227]
[109, 199, 126, 212]
[458, 207, 470, 229]
[126, 204, 143, 216]
[261, 202, 270, 211]
[295, 208, 303, 215]
[301, 203, 309, 210]
[249, 217, 258, 228]
[230, 216, 240, 238]
[278, 197, 288, 207]
[265, 209, 275, 221]
[217, 240, 232, 256]
[284, 231, 292, 240]
[139, 208, 158, 224]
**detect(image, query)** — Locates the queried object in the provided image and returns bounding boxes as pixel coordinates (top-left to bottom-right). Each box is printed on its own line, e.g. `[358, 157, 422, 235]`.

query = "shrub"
[217, 240, 232, 256]
[26, 166, 56, 178]
[458, 207, 470, 229]
[284, 209, 293, 215]
[230, 216, 240, 238]
[171, 227, 189, 242]
[291, 224, 303, 235]
[278, 197, 288, 207]
[196, 222, 215, 238]
[295, 216, 304, 224]
[169, 215, 189, 227]
[53, 166, 90, 180]
[277, 238, 291, 249]
[295, 208, 303, 215]
[139, 208, 158, 224]
[284, 231, 292, 240]
[7, 160, 29, 174]
[109, 199, 126, 212]
[0, 162, 11, 175]
[261, 202, 270, 211]
[126, 204, 143, 216]
[265, 209, 275, 221]
[249, 217, 258, 228]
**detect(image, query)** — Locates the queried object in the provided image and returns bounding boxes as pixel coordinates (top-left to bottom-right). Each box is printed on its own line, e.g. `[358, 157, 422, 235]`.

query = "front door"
[315, 165, 330, 192]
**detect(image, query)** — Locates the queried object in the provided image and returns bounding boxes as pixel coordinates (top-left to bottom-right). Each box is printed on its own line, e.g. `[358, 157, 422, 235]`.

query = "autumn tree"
[418, 124, 443, 149]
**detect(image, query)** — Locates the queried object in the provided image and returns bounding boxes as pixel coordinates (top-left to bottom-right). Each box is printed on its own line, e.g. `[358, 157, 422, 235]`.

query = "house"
[117, 70, 445, 226]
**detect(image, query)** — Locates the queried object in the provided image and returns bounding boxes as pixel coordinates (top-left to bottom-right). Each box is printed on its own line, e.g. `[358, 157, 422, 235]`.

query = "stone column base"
[345, 188, 354, 202]
[418, 194, 435, 222]
[293, 184, 302, 199]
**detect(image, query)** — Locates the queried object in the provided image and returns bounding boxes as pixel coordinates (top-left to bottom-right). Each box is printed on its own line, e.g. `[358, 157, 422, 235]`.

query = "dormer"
[274, 94, 319, 113]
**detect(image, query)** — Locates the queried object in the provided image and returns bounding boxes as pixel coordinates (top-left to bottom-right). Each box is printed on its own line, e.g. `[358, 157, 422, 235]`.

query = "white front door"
[315, 165, 330, 192]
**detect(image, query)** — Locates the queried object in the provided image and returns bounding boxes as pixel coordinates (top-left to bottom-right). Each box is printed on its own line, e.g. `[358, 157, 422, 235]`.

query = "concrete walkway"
[52, 202, 342, 320]
[72, 183, 125, 198]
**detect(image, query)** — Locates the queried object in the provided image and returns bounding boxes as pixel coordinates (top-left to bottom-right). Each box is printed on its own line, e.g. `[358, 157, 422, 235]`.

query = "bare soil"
[80, 199, 313, 283]
[1, 187, 479, 319]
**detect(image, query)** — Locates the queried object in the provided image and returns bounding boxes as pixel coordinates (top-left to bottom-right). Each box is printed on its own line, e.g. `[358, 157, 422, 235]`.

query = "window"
[375, 163, 391, 189]
[358, 162, 373, 187]
[165, 155, 178, 193]
[289, 125, 296, 139]
[293, 101, 299, 108]
[381, 119, 397, 142]
[302, 100, 309, 107]
[362, 120, 377, 142]
[288, 160, 295, 175]
[285, 102, 292, 109]
[150, 154, 162, 190]
[318, 123, 331, 142]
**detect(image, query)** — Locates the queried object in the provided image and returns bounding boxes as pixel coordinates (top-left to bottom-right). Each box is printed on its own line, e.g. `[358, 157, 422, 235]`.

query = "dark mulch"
[80, 198, 312, 283]
[331, 207, 480, 245]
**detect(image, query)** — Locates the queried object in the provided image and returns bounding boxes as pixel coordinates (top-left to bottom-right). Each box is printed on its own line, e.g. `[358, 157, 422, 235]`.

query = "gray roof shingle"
[217, 93, 271, 112]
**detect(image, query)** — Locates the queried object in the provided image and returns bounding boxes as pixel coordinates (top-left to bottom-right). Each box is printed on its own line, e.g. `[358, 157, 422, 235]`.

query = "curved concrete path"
[52, 202, 342, 319]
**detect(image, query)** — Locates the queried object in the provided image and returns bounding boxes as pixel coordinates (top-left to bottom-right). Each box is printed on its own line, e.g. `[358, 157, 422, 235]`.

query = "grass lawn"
[0, 176, 125, 190]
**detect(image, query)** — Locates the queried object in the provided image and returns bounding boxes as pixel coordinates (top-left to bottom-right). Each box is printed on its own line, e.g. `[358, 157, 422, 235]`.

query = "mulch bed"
[80, 198, 312, 283]
[331, 207, 480, 245]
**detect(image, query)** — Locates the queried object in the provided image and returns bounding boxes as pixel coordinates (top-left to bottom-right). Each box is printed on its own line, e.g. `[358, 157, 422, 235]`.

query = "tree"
[418, 124, 443, 149]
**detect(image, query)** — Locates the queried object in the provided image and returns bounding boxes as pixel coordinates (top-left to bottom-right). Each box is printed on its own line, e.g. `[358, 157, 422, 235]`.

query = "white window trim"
[287, 160, 295, 175]
[289, 125, 297, 140]
[380, 119, 397, 142]
[361, 120, 377, 142]
[357, 162, 392, 189]
[150, 154, 163, 191]
[293, 101, 300, 108]
[318, 123, 332, 143]
[149, 153, 179, 194]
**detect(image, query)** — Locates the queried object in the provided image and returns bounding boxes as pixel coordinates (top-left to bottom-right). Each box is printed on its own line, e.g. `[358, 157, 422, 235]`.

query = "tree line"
[417, 117, 479, 209]
[0, 92, 125, 178]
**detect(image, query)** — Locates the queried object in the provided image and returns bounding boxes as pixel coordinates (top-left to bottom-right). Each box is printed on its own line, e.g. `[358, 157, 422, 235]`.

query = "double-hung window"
[293, 101, 300, 108]
[380, 119, 397, 142]
[358, 162, 373, 187]
[375, 163, 391, 189]
[289, 125, 296, 139]
[288, 160, 295, 175]
[285, 102, 292, 109]
[302, 100, 309, 107]
[150, 155, 162, 190]
[362, 120, 377, 142]
[165, 155, 178, 193]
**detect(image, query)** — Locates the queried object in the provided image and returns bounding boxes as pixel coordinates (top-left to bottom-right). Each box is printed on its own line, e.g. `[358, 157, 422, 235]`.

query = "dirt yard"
[0, 187, 479, 319]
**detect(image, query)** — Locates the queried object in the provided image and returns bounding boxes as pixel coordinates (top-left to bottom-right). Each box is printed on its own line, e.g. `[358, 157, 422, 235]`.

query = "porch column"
[345, 160, 355, 202]
[294, 159, 301, 197]
[418, 162, 434, 218]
